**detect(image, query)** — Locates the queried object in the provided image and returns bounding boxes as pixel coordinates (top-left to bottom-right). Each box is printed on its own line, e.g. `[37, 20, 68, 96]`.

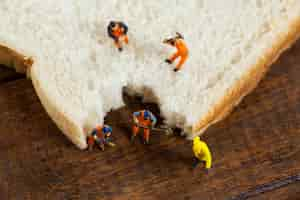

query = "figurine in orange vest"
[107, 21, 129, 52]
[163, 32, 189, 72]
[87, 125, 115, 151]
[131, 110, 157, 144]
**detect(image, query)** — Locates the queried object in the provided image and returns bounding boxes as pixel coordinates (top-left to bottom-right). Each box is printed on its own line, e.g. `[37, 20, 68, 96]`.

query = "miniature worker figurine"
[132, 110, 157, 144]
[87, 125, 115, 151]
[163, 32, 189, 72]
[192, 136, 212, 169]
[107, 21, 129, 52]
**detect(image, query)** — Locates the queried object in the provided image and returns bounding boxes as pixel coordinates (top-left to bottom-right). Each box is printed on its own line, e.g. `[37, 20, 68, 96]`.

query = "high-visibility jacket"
[133, 110, 157, 128]
[193, 136, 212, 169]
[174, 39, 188, 57]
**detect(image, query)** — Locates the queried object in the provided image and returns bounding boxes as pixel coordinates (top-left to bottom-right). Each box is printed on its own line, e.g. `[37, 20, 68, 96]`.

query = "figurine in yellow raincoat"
[192, 136, 212, 169]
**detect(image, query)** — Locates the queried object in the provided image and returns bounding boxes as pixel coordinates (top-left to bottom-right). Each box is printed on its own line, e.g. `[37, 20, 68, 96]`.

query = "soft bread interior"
[0, 0, 299, 149]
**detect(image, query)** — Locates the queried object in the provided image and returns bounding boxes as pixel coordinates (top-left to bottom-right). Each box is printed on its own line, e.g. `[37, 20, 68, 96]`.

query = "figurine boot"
[192, 157, 200, 168]
[131, 135, 136, 143]
[165, 59, 172, 64]
[98, 143, 105, 151]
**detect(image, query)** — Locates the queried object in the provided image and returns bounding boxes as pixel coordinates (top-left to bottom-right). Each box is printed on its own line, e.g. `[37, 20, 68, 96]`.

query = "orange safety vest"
[175, 39, 188, 56]
[136, 114, 152, 127]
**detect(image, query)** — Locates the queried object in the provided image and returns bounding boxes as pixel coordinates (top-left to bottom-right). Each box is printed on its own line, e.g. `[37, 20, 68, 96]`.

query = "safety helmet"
[143, 110, 150, 119]
[103, 125, 112, 134]
[109, 21, 116, 28]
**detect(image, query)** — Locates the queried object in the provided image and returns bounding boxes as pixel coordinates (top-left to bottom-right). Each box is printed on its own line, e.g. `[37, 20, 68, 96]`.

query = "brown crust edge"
[0, 45, 87, 149]
[192, 17, 300, 135]
[30, 71, 87, 149]
[0, 44, 33, 74]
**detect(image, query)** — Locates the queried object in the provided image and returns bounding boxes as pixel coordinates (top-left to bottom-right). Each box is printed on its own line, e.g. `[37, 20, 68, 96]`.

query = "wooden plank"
[0, 65, 25, 83]
[0, 40, 299, 199]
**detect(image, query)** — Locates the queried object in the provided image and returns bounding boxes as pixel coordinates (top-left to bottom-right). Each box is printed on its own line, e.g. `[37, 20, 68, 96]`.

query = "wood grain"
[0, 40, 299, 199]
[231, 174, 300, 200]
[253, 182, 300, 200]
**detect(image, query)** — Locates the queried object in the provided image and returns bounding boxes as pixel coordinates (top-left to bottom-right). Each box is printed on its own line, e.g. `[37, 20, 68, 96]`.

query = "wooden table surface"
[0, 40, 299, 200]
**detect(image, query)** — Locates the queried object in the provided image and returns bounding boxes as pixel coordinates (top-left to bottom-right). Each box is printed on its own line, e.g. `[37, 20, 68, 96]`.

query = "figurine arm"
[121, 23, 128, 34]
[133, 111, 140, 124]
[90, 129, 97, 136]
[150, 113, 157, 126]
[163, 38, 176, 46]
[133, 111, 140, 117]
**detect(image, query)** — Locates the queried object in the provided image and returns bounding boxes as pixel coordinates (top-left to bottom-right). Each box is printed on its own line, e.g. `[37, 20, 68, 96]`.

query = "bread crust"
[30, 70, 87, 149]
[0, 45, 87, 149]
[192, 17, 300, 136]
[0, 44, 29, 74]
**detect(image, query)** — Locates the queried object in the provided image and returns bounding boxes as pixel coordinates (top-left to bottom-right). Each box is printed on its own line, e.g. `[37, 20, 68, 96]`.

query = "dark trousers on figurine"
[132, 125, 150, 144]
[168, 52, 188, 71]
[192, 157, 211, 172]
[192, 157, 200, 168]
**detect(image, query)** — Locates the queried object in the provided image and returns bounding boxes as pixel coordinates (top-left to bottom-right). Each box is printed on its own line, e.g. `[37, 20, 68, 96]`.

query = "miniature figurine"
[163, 32, 189, 72]
[192, 136, 212, 169]
[131, 110, 157, 144]
[107, 21, 129, 52]
[87, 125, 115, 151]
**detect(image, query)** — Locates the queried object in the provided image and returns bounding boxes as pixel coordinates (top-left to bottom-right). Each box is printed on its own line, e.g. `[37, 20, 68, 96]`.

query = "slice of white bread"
[0, 0, 300, 149]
